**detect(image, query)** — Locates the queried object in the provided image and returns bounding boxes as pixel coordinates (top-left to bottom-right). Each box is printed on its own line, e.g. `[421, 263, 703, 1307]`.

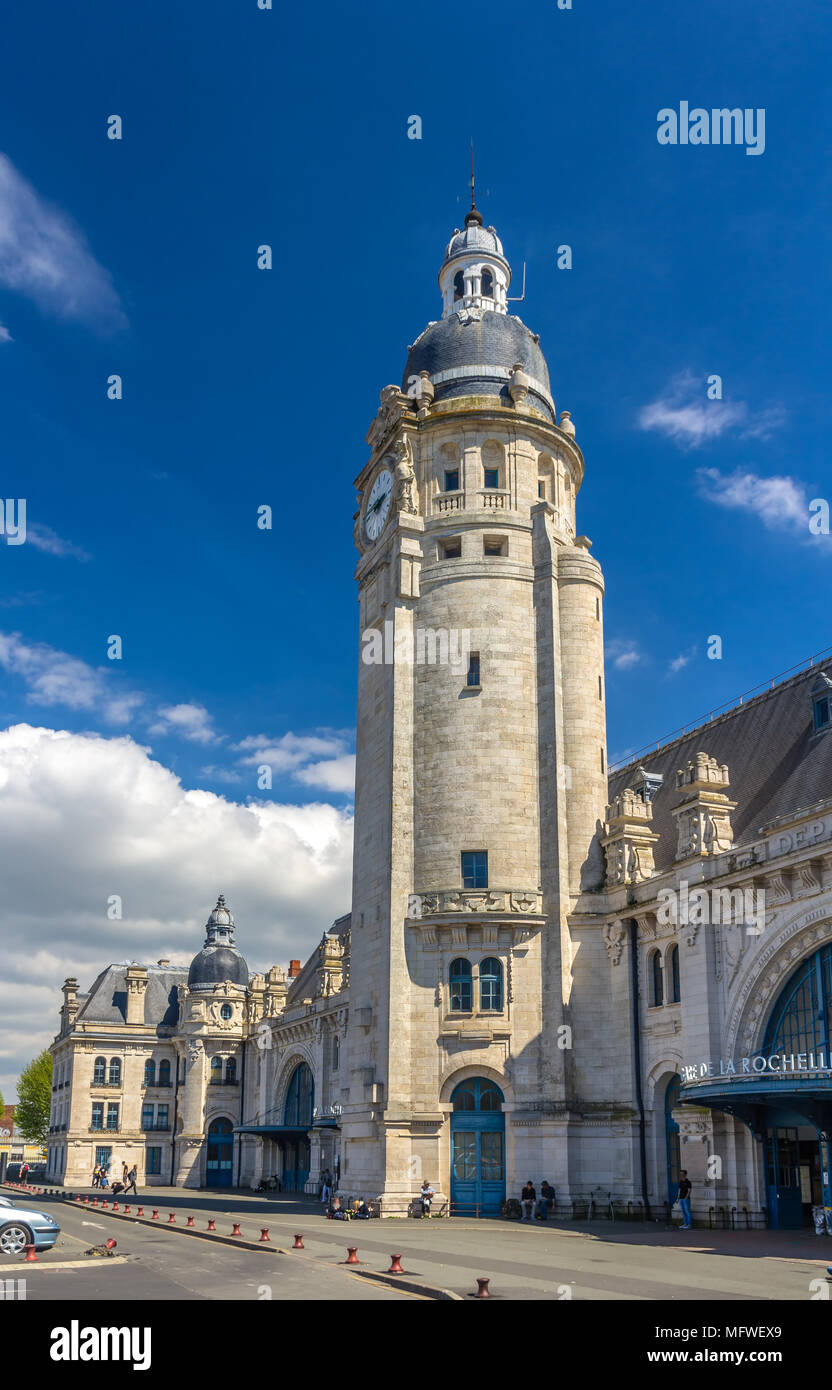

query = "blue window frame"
[108, 1057, 121, 1086]
[106, 1102, 119, 1131]
[225, 1057, 236, 1083]
[815, 695, 830, 731]
[444, 468, 460, 492]
[146, 1147, 162, 1175]
[467, 653, 480, 688]
[158, 1059, 171, 1086]
[210, 1057, 223, 1085]
[763, 942, 832, 1058]
[144, 1059, 155, 1086]
[670, 945, 681, 1003]
[93, 1057, 106, 1085]
[449, 958, 473, 1012]
[220, 1004, 233, 1021]
[461, 850, 488, 889]
[650, 949, 664, 1007]
[483, 467, 499, 489]
[480, 958, 503, 1012]
[91, 1102, 104, 1130]
[95, 1145, 112, 1168]
[284, 1063, 314, 1127]
[141, 1102, 154, 1130]
[157, 1104, 169, 1128]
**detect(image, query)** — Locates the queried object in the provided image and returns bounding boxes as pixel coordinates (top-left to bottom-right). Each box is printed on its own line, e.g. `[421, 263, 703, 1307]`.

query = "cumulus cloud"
[696, 467, 811, 532]
[0, 724, 354, 1100]
[0, 153, 126, 330]
[637, 371, 784, 449]
[235, 730, 354, 792]
[295, 753, 356, 794]
[150, 703, 220, 745]
[0, 631, 143, 724]
[606, 639, 643, 671]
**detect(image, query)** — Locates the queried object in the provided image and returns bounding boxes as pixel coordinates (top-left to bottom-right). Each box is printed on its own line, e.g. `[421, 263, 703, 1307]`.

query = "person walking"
[91, 1163, 100, 1189]
[20, 1162, 29, 1185]
[321, 1168, 332, 1204]
[124, 1164, 138, 1196]
[521, 1180, 536, 1222]
[677, 1171, 692, 1229]
[121, 1161, 129, 1186]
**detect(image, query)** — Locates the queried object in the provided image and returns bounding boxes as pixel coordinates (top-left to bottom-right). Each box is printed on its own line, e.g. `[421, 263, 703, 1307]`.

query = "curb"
[4, 1256, 132, 1271]
[55, 1196, 461, 1300]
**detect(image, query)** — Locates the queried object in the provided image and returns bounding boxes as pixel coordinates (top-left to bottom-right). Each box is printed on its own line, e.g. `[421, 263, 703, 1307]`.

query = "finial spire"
[465, 139, 483, 227]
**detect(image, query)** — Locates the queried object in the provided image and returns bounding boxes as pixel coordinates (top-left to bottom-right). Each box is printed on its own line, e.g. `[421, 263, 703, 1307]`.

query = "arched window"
[108, 1057, 121, 1085]
[763, 942, 832, 1058]
[453, 270, 465, 300]
[144, 1059, 156, 1086]
[225, 1057, 236, 1084]
[284, 1062, 314, 1127]
[481, 268, 494, 298]
[650, 950, 664, 1007]
[93, 1057, 106, 1085]
[450, 958, 473, 1012]
[210, 1057, 223, 1085]
[451, 1077, 504, 1111]
[670, 945, 681, 1003]
[158, 1059, 171, 1086]
[480, 958, 503, 1012]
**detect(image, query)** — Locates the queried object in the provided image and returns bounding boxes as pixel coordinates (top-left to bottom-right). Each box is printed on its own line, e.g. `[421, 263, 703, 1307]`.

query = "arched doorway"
[450, 1077, 505, 1216]
[761, 943, 832, 1229]
[665, 1075, 682, 1208]
[282, 1062, 313, 1191]
[206, 1117, 234, 1188]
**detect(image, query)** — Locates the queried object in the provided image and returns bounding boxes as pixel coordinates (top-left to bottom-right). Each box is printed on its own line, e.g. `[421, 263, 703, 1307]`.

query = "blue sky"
[0, 0, 830, 1092]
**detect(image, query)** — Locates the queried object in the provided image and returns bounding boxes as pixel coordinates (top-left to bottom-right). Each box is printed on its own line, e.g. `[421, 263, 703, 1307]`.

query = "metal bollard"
[292, 1234, 304, 1249]
[24, 1245, 38, 1263]
[231, 1222, 242, 1236]
[345, 1246, 360, 1264]
[474, 1277, 492, 1299]
[137, 1206, 144, 1217]
[186, 1215, 195, 1227]
[388, 1253, 404, 1274]
[168, 1212, 176, 1224]
[207, 1219, 216, 1231]
[259, 1228, 270, 1242]
[151, 1209, 159, 1220]
[123, 1205, 131, 1214]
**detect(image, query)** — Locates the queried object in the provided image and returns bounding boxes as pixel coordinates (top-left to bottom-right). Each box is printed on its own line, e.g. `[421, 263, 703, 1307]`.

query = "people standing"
[677, 1171, 692, 1229]
[91, 1163, 100, 1189]
[121, 1161, 129, 1186]
[20, 1162, 29, 1185]
[124, 1164, 138, 1196]
[521, 1180, 536, 1221]
[420, 1179, 434, 1218]
[321, 1168, 332, 1204]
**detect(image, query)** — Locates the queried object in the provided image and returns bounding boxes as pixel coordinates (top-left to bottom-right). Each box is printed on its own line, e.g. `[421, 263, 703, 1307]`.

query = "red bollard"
[75, 1194, 81, 1202]
[137, 1207, 144, 1217]
[259, 1228, 270, 1242]
[207, 1219, 216, 1231]
[91, 1197, 98, 1207]
[105, 1238, 117, 1251]
[292, 1234, 304, 1249]
[388, 1253, 404, 1274]
[24, 1245, 38, 1263]
[112, 1202, 119, 1211]
[168, 1212, 176, 1224]
[231, 1222, 242, 1236]
[186, 1216, 195, 1227]
[474, 1277, 492, 1299]
[83, 1196, 89, 1204]
[345, 1246, 360, 1265]
[151, 1209, 159, 1220]
[123, 1205, 131, 1214]
[100, 1200, 108, 1209]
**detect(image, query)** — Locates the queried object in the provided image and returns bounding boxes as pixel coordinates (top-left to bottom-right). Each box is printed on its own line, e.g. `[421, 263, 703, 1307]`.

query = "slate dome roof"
[403, 312, 554, 420]
[187, 895, 249, 990]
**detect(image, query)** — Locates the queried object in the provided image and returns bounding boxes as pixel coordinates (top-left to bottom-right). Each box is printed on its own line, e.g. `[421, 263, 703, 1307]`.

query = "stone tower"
[342, 199, 609, 1213]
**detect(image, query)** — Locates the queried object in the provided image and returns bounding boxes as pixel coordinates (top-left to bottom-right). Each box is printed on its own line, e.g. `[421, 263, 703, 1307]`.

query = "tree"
[15, 1051, 52, 1143]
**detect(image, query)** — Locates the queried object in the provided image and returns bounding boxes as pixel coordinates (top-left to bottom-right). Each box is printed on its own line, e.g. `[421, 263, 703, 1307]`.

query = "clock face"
[364, 468, 394, 542]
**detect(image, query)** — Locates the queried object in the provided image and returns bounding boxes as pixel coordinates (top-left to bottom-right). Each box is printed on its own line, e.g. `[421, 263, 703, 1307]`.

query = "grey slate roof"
[608, 663, 832, 873]
[75, 964, 186, 1028]
[188, 944, 249, 989]
[403, 312, 554, 421]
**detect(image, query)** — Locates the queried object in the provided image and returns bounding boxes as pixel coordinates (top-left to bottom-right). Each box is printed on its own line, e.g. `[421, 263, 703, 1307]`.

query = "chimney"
[288, 959, 302, 978]
[157, 959, 170, 967]
[60, 978, 79, 1033]
[125, 964, 149, 1025]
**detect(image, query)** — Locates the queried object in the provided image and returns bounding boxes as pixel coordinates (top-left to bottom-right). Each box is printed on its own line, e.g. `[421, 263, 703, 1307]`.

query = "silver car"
[0, 1194, 60, 1255]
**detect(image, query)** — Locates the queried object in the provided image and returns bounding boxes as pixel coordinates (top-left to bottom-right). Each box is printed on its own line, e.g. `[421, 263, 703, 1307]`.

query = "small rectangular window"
[157, 1104, 169, 1128]
[106, 1102, 119, 1131]
[600, 747, 605, 774]
[467, 653, 480, 688]
[598, 674, 603, 700]
[440, 538, 461, 559]
[538, 480, 546, 498]
[484, 537, 506, 557]
[815, 696, 830, 730]
[146, 1147, 162, 1175]
[483, 467, 500, 489]
[141, 1102, 154, 1130]
[444, 469, 459, 492]
[595, 596, 600, 620]
[461, 850, 488, 889]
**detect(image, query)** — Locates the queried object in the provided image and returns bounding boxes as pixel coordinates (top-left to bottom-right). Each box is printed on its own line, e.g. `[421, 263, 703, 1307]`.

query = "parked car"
[5, 1163, 46, 1183]
[0, 1195, 60, 1255]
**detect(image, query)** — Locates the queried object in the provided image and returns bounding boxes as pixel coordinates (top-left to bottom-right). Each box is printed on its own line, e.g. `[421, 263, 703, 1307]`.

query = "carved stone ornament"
[393, 437, 418, 515]
[603, 920, 627, 966]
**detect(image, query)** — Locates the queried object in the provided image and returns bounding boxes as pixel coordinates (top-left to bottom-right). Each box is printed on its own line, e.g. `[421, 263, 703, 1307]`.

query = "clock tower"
[342, 199, 612, 1214]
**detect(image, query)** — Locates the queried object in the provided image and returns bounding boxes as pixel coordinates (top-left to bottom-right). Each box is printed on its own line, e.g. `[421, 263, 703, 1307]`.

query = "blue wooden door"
[765, 1127, 803, 1229]
[450, 1078, 505, 1216]
[206, 1118, 234, 1187]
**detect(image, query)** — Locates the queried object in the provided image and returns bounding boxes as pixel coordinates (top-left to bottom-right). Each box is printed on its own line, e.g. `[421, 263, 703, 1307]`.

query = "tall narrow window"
[144, 1059, 156, 1087]
[598, 675, 603, 700]
[211, 1057, 223, 1085]
[93, 1057, 106, 1085]
[481, 268, 494, 298]
[650, 950, 664, 1007]
[449, 958, 473, 1012]
[453, 271, 465, 300]
[332, 1034, 340, 1071]
[600, 747, 605, 774]
[108, 1058, 121, 1086]
[91, 1102, 104, 1130]
[141, 1102, 154, 1130]
[225, 1057, 237, 1084]
[461, 850, 488, 889]
[106, 1102, 120, 1131]
[158, 1059, 171, 1086]
[467, 653, 480, 688]
[444, 468, 459, 492]
[670, 945, 681, 1003]
[480, 958, 503, 1012]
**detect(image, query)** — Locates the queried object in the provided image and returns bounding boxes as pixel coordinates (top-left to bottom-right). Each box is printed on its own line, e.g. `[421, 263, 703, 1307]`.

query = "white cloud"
[0, 153, 126, 330]
[234, 731, 354, 791]
[295, 753, 356, 794]
[0, 323, 12, 343]
[151, 703, 220, 745]
[0, 631, 143, 724]
[24, 523, 90, 561]
[606, 639, 642, 671]
[696, 467, 810, 531]
[637, 370, 784, 449]
[667, 647, 696, 676]
[0, 724, 354, 1101]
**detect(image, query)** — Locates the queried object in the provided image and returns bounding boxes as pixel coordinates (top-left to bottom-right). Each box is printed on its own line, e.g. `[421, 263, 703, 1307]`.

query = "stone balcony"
[407, 887, 545, 946]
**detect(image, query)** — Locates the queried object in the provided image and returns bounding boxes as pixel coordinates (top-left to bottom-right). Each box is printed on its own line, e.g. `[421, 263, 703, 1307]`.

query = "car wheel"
[0, 1222, 34, 1256]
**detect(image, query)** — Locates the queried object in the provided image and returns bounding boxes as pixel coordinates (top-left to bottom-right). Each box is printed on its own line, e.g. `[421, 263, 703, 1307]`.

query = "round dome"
[188, 945, 249, 990]
[444, 222, 505, 265]
[403, 312, 553, 420]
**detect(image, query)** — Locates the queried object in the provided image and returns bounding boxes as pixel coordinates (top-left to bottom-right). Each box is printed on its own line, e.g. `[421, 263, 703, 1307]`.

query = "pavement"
[4, 1183, 832, 1301]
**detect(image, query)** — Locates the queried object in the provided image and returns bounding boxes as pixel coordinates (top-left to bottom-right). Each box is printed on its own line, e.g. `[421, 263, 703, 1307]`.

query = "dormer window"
[812, 674, 832, 733]
[481, 268, 494, 298]
[453, 271, 465, 301]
